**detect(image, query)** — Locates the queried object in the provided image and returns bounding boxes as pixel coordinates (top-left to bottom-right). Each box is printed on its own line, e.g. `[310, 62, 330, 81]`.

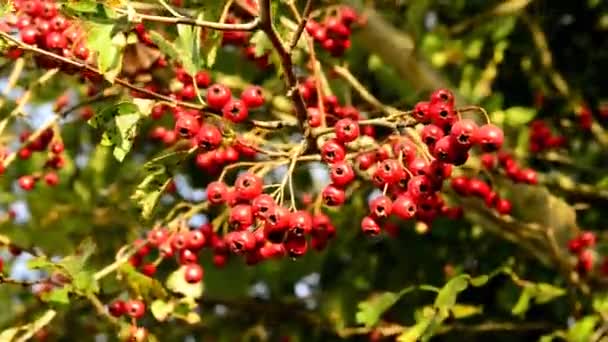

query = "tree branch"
[259, 0, 308, 132]
[117, 9, 260, 31]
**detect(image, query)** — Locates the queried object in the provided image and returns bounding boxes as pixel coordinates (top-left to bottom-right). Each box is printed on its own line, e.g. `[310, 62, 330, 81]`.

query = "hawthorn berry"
[125, 300, 146, 319]
[184, 264, 204, 283]
[195, 123, 222, 150]
[322, 184, 346, 206]
[206, 84, 232, 110]
[109, 300, 126, 317]
[361, 216, 381, 236]
[369, 195, 392, 219]
[321, 140, 346, 164]
[392, 194, 417, 220]
[329, 161, 355, 187]
[284, 233, 308, 258]
[288, 210, 313, 236]
[43, 172, 59, 186]
[141, 263, 156, 277]
[207, 181, 228, 204]
[178, 248, 198, 264]
[227, 230, 257, 254]
[147, 228, 169, 247]
[229, 204, 254, 230]
[421, 124, 444, 146]
[195, 71, 212, 88]
[234, 172, 263, 201]
[175, 114, 200, 138]
[475, 124, 504, 152]
[252, 194, 276, 219]
[18, 175, 36, 191]
[241, 85, 265, 109]
[186, 230, 206, 250]
[334, 118, 360, 143]
[430, 88, 455, 106]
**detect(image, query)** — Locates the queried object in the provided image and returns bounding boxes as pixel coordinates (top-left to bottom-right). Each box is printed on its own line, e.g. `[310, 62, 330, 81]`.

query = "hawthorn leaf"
[503, 106, 536, 126]
[150, 300, 173, 321]
[41, 287, 71, 306]
[434, 274, 470, 315]
[86, 23, 124, 82]
[356, 286, 422, 328]
[567, 315, 599, 342]
[131, 166, 172, 219]
[149, 31, 181, 62]
[118, 264, 167, 301]
[166, 266, 204, 299]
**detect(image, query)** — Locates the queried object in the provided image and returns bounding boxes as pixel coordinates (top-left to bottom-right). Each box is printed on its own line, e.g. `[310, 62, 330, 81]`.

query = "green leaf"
[150, 300, 174, 321]
[450, 304, 483, 319]
[512, 282, 565, 316]
[72, 271, 99, 295]
[86, 23, 124, 82]
[131, 167, 172, 219]
[41, 287, 71, 306]
[356, 286, 431, 328]
[434, 275, 470, 315]
[166, 266, 204, 299]
[203, 31, 221, 68]
[398, 318, 433, 342]
[567, 315, 599, 342]
[118, 264, 167, 301]
[64, 0, 98, 13]
[90, 102, 142, 162]
[503, 106, 537, 126]
[0, 1, 13, 17]
[149, 31, 181, 62]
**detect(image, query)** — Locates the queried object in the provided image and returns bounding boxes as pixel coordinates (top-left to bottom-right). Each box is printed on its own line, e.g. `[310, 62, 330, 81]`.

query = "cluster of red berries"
[16, 129, 64, 191]
[528, 120, 567, 153]
[205, 172, 337, 262]
[108, 299, 149, 340]
[310, 88, 508, 233]
[2, 0, 90, 65]
[480, 152, 538, 185]
[567, 231, 603, 274]
[306, 6, 360, 57]
[451, 176, 512, 215]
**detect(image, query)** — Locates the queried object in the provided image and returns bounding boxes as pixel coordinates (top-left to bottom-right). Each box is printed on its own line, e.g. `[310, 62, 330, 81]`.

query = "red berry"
[109, 300, 126, 317]
[372, 159, 402, 186]
[186, 230, 206, 250]
[430, 88, 455, 106]
[18, 175, 36, 191]
[180, 84, 197, 100]
[307, 107, 322, 127]
[322, 184, 346, 206]
[141, 263, 156, 277]
[45, 31, 68, 49]
[481, 153, 497, 169]
[495, 198, 512, 215]
[43, 172, 59, 186]
[21, 26, 38, 45]
[474, 124, 504, 152]
[228, 204, 254, 230]
[407, 176, 432, 199]
[206, 84, 232, 110]
[321, 140, 346, 164]
[392, 138, 417, 164]
[467, 178, 491, 198]
[577, 249, 595, 274]
[519, 168, 538, 185]
[207, 181, 228, 204]
[334, 118, 360, 143]
[329, 161, 355, 187]
[174, 114, 200, 138]
[284, 233, 308, 258]
[568, 238, 583, 254]
[450, 119, 479, 148]
[234, 172, 263, 201]
[226, 230, 257, 254]
[147, 228, 169, 247]
[222, 99, 249, 123]
[429, 102, 457, 130]
[361, 216, 381, 236]
[195, 123, 222, 150]
[171, 232, 189, 250]
[252, 194, 276, 219]
[184, 264, 204, 283]
[195, 71, 212, 88]
[369, 195, 392, 219]
[580, 231, 597, 247]
[413, 101, 431, 124]
[421, 124, 444, 146]
[125, 300, 146, 319]
[356, 152, 376, 170]
[178, 248, 198, 264]
[264, 205, 290, 243]
[241, 85, 265, 109]
[392, 194, 417, 220]
[288, 210, 313, 236]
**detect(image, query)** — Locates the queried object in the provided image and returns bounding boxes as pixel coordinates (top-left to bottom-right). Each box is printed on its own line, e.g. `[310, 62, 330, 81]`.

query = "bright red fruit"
[184, 264, 204, 283]
[206, 84, 232, 110]
[125, 300, 146, 318]
[222, 99, 249, 123]
[241, 85, 265, 109]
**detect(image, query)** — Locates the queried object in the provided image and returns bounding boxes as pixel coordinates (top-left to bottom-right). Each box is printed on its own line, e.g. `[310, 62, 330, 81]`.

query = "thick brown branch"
[259, 0, 308, 131]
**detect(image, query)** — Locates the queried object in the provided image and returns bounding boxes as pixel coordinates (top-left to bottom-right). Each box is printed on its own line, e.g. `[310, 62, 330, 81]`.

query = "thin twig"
[288, 0, 314, 51]
[115, 9, 260, 31]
